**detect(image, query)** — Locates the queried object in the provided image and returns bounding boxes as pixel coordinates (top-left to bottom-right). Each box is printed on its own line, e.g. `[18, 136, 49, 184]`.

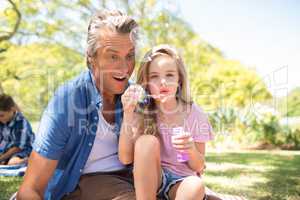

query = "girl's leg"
[133, 135, 162, 200]
[168, 176, 205, 200]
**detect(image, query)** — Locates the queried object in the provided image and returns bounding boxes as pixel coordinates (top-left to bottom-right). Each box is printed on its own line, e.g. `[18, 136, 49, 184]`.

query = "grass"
[204, 150, 300, 200]
[0, 150, 299, 200]
[0, 176, 22, 200]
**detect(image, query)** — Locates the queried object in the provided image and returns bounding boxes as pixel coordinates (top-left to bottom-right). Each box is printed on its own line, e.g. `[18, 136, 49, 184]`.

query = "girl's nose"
[161, 78, 167, 86]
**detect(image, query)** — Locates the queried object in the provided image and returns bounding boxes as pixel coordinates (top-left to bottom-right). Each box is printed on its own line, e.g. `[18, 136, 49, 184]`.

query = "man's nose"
[119, 58, 130, 73]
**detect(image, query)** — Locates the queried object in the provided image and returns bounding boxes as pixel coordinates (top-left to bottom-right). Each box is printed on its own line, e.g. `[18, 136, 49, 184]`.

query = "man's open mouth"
[113, 75, 127, 82]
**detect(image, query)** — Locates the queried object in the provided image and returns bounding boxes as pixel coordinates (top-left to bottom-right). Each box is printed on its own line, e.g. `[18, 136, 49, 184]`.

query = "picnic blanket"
[0, 163, 27, 177]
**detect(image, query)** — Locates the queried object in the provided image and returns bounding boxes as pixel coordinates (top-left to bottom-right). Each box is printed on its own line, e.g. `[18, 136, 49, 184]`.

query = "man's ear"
[88, 56, 94, 68]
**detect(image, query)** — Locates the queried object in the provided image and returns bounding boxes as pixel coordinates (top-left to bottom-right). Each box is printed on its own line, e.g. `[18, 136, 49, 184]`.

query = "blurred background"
[1, 0, 299, 150]
[0, 1, 300, 199]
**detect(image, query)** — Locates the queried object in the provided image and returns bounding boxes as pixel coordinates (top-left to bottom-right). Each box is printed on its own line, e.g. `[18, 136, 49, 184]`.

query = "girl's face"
[147, 55, 180, 102]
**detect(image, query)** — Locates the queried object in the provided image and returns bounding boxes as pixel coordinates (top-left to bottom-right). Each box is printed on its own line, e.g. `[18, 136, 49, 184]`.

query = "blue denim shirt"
[33, 70, 124, 200]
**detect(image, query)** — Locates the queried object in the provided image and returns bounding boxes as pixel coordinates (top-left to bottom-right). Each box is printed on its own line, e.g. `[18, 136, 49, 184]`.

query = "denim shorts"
[157, 168, 185, 200]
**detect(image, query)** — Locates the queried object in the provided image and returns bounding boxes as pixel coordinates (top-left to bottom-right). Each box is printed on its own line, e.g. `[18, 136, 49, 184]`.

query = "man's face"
[0, 109, 15, 124]
[91, 30, 135, 96]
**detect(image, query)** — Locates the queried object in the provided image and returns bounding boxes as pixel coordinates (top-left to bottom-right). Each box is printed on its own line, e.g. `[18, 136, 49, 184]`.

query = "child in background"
[0, 94, 35, 165]
[119, 45, 214, 200]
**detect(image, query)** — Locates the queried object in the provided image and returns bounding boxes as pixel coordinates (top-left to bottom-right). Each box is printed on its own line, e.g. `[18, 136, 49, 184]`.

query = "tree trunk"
[0, 82, 4, 94]
[0, 0, 22, 42]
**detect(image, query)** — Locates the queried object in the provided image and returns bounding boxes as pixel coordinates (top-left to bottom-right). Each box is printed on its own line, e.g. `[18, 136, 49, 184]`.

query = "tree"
[279, 87, 300, 117]
[1, 0, 272, 122]
[0, 0, 21, 43]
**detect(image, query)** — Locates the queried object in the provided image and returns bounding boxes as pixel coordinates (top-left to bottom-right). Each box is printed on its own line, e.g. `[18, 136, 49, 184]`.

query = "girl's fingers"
[173, 145, 193, 151]
[172, 137, 193, 145]
[171, 133, 191, 140]
[173, 142, 194, 149]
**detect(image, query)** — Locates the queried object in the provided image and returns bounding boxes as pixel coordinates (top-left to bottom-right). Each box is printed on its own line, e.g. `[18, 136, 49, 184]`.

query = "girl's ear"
[178, 79, 182, 87]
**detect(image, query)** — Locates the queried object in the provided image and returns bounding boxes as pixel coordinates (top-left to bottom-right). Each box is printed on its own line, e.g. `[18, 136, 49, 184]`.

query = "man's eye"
[127, 53, 135, 60]
[111, 55, 118, 60]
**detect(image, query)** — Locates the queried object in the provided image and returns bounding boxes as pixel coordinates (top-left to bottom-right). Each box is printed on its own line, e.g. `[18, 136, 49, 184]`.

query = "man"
[0, 94, 34, 165]
[17, 10, 138, 200]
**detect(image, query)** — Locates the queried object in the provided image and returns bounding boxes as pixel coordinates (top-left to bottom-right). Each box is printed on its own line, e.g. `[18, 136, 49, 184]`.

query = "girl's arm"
[172, 136, 206, 173]
[118, 113, 142, 165]
[118, 85, 144, 165]
[186, 142, 206, 173]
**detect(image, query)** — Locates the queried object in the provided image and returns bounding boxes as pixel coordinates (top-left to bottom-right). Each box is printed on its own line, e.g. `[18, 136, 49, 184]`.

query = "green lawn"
[204, 150, 300, 200]
[0, 176, 22, 200]
[0, 150, 299, 200]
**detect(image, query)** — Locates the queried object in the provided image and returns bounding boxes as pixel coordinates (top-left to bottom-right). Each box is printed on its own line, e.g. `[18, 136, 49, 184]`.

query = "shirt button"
[94, 116, 98, 120]
[79, 169, 83, 173]
[88, 142, 92, 146]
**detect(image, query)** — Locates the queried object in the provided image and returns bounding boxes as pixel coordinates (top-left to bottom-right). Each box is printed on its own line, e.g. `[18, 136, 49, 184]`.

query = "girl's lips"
[159, 88, 170, 94]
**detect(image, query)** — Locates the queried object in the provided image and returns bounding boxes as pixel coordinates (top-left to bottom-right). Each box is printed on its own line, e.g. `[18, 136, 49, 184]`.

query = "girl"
[119, 44, 214, 200]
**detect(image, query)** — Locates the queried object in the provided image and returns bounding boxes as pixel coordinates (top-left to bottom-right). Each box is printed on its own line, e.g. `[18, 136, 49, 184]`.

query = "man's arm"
[17, 151, 58, 200]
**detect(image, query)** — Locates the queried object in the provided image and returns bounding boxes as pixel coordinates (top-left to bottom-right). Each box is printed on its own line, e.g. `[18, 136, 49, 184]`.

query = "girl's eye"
[150, 75, 158, 79]
[166, 73, 174, 77]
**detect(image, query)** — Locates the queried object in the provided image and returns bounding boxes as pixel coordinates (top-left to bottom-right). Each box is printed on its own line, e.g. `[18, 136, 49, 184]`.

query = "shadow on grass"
[205, 151, 300, 200]
[254, 153, 300, 200]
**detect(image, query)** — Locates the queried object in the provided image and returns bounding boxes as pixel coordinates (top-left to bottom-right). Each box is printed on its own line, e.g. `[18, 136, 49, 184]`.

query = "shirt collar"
[87, 70, 102, 108]
[7, 112, 22, 128]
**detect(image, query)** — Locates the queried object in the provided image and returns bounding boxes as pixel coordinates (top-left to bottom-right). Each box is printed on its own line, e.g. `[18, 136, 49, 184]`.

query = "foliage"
[279, 87, 300, 117]
[1, 0, 275, 146]
[0, 43, 84, 120]
[209, 104, 300, 149]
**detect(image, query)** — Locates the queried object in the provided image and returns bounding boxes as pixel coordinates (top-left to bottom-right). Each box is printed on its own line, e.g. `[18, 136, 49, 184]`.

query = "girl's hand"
[171, 132, 196, 153]
[121, 85, 144, 118]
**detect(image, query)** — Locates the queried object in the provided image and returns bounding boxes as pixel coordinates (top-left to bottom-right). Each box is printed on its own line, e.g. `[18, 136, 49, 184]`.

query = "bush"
[208, 104, 300, 149]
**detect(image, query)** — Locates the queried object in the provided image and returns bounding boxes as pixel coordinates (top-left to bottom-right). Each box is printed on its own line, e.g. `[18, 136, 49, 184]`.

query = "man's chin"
[112, 85, 127, 95]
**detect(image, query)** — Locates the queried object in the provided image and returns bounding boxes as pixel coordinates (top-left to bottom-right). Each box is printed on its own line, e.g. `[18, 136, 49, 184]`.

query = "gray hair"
[86, 10, 138, 67]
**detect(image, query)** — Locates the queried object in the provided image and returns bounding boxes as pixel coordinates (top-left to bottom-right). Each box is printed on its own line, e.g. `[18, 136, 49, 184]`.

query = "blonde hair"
[136, 44, 193, 136]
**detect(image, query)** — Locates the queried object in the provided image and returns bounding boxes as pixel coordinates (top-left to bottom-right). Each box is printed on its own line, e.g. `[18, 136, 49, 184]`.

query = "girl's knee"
[134, 135, 160, 155]
[179, 176, 205, 199]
